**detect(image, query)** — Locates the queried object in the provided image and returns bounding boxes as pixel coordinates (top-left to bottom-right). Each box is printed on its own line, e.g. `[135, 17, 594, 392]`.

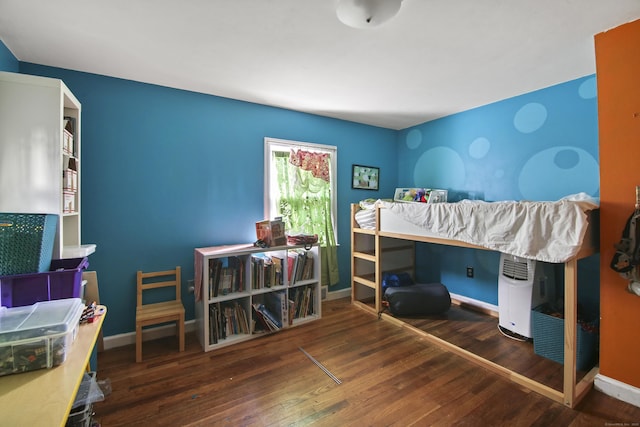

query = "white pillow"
[355, 208, 376, 229]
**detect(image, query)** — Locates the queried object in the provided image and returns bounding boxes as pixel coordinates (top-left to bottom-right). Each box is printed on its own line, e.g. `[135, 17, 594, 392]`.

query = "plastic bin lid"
[0, 298, 84, 342]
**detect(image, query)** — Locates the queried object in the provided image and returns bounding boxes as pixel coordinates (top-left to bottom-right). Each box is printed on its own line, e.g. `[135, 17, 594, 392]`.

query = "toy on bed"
[394, 188, 448, 204]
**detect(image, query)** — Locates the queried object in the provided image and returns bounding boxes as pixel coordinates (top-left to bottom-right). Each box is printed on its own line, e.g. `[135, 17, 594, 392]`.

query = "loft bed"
[350, 194, 600, 408]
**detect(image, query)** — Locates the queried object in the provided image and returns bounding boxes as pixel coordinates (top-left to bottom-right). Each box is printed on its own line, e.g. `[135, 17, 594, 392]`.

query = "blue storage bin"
[532, 305, 598, 371]
[0, 213, 58, 275]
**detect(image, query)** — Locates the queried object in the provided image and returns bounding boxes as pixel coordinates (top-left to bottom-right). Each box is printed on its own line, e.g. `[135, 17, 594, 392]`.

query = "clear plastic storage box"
[0, 298, 83, 376]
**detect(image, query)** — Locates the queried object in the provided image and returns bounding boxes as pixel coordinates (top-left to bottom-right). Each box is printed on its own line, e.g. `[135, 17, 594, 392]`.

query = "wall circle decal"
[518, 146, 599, 200]
[513, 102, 547, 134]
[406, 128, 422, 149]
[554, 148, 580, 169]
[578, 77, 597, 99]
[469, 137, 490, 159]
[414, 147, 465, 189]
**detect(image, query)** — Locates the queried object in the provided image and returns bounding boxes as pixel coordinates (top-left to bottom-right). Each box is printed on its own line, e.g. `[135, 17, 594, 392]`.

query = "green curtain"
[273, 151, 339, 286]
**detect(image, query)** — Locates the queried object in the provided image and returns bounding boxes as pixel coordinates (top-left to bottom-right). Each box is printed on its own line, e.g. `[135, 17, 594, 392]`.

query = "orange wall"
[596, 18, 640, 388]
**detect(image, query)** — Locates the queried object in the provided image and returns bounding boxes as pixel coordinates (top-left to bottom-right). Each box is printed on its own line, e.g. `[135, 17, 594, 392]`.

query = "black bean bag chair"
[383, 282, 451, 316]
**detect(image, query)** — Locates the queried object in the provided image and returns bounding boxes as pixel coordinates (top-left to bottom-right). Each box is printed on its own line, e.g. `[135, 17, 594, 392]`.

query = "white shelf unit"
[0, 71, 94, 259]
[194, 243, 321, 352]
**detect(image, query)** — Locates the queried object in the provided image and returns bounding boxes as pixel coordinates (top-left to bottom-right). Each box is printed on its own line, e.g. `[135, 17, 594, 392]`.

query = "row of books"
[250, 285, 316, 333]
[250, 253, 283, 289]
[290, 284, 315, 320]
[207, 249, 315, 300]
[208, 302, 250, 344]
[288, 249, 314, 284]
[208, 256, 244, 298]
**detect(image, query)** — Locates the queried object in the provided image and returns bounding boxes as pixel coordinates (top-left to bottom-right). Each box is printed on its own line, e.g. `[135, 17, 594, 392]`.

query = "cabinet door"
[0, 81, 60, 214]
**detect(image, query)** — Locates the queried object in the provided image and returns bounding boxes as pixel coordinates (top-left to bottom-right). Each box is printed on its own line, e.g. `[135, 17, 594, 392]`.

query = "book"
[270, 217, 286, 246]
[301, 252, 314, 281]
[265, 291, 288, 329]
[209, 259, 223, 298]
[236, 302, 250, 334]
[294, 250, 307, 283]
[252, 304, 271, 333]
[254, 303, 282, 330]
[288, 298, 296, 325]
[220, 268, 233, 295]
[255, 220, 272, 246]
[287, 252, 296, 284]
[271, 256, 283, 286]
[209, 304, 218, 344]
[228, 256, 244, 293]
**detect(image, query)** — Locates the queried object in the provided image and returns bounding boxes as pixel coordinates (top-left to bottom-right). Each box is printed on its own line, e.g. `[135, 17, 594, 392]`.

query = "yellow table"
[0, 306, 107, 427]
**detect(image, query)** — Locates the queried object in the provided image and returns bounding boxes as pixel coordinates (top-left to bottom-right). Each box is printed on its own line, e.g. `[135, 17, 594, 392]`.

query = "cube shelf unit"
[194, 243, 321, 352]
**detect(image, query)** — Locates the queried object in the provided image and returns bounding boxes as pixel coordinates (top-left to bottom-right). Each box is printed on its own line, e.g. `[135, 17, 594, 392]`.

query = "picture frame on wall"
[352, 164, 379, 190]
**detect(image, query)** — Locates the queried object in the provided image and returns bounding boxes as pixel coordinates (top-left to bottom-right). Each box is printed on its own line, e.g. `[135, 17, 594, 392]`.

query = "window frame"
[263, 137, 338, 243]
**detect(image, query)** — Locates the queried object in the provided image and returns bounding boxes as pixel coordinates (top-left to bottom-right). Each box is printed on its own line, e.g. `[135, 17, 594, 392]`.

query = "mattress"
[356, 193, 599, 263]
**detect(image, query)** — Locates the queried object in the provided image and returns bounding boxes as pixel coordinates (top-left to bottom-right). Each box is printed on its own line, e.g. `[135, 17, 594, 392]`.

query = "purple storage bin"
[0, 257, 89, 308]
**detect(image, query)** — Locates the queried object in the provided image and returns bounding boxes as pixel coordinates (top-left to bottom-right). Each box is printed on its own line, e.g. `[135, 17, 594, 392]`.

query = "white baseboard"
[104, 289, 351, 350]
[103, 291, 489, 349]
[326, 287, 350, 301]
[103, 319, 197, 351]
[449, 292, 499, 317]
[594, 373, 640, 408]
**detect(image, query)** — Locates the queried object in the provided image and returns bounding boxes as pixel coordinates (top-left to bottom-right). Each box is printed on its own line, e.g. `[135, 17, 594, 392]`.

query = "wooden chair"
[135, 266, 185, 363]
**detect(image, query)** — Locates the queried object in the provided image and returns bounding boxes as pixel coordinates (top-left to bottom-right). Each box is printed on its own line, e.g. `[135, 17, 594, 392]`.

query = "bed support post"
[563, 258, 578, 406]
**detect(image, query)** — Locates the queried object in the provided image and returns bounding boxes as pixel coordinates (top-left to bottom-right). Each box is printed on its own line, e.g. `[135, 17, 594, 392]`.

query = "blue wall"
[15, 63, 398, 336]
[0, 53, 602, 333]
[396, 76, 600, 312]
[0, 40, 19, 73]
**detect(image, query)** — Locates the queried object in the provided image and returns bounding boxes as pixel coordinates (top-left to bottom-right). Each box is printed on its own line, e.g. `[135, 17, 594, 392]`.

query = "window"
[264, 137, 339, 286]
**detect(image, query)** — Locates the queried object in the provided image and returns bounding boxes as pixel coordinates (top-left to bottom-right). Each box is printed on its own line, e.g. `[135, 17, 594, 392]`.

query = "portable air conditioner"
[498, 253, 552, 338]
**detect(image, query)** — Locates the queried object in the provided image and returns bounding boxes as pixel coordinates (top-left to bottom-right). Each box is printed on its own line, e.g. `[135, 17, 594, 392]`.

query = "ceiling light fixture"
[336, 0, 403, 29]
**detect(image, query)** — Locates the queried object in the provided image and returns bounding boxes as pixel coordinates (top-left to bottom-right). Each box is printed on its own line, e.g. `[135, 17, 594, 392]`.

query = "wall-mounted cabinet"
[194, 243, 321, 352]
[0, 71, 94, 259]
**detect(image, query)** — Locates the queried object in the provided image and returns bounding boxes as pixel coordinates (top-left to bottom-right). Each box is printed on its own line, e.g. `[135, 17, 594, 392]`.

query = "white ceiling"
[1, 1, 639, 130]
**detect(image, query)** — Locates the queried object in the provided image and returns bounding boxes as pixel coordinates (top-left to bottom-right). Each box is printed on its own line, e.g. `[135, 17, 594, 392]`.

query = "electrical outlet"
[466, 266, 474, 278]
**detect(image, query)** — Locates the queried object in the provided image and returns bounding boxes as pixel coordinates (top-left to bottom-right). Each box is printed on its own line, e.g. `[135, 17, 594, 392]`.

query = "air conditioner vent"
[501, 258, 529, 280]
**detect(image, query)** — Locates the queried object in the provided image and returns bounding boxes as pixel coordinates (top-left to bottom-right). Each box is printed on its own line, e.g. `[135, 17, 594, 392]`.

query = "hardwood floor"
[93, 298, 640, 426]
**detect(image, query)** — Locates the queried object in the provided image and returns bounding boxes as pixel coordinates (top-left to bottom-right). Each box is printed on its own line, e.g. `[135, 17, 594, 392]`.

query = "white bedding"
[366, 193, 599, 263]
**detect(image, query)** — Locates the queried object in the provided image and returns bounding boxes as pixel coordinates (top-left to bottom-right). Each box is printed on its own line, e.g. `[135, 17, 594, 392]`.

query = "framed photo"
[352, 164, 379, 190]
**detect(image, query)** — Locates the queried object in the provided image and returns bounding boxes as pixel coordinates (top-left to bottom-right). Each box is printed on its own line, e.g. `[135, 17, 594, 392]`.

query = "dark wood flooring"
[392, 301, 585, 392]
[93, 298, 640, 426]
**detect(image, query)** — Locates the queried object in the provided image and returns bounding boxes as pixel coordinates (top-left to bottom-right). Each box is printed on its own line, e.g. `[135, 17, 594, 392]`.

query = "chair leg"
[136, 324, 142, 363]
[178, 315, 185, 352]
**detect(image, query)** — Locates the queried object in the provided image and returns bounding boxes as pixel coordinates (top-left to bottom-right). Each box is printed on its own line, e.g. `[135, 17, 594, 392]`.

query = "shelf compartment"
[288, 283, 318, 323]
[207, 298, 251, 346]
[207, 255, 248, 299]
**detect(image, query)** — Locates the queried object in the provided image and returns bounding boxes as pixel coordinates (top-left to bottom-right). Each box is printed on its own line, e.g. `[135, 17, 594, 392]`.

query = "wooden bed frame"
[350, 203, 600, 408]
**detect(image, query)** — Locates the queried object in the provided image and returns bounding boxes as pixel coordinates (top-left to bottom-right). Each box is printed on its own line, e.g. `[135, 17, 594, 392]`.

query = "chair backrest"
[136, 266, 182, 308]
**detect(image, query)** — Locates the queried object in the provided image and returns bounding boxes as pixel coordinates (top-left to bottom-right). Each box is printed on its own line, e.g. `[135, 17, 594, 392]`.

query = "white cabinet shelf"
[194, 243, 321, 352]
[0, 71, 91, 260]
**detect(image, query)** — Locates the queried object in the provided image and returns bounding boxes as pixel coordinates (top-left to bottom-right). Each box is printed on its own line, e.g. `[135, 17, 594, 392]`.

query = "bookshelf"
[194, 243, 321, 352]
[0, 71, 95, 259]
